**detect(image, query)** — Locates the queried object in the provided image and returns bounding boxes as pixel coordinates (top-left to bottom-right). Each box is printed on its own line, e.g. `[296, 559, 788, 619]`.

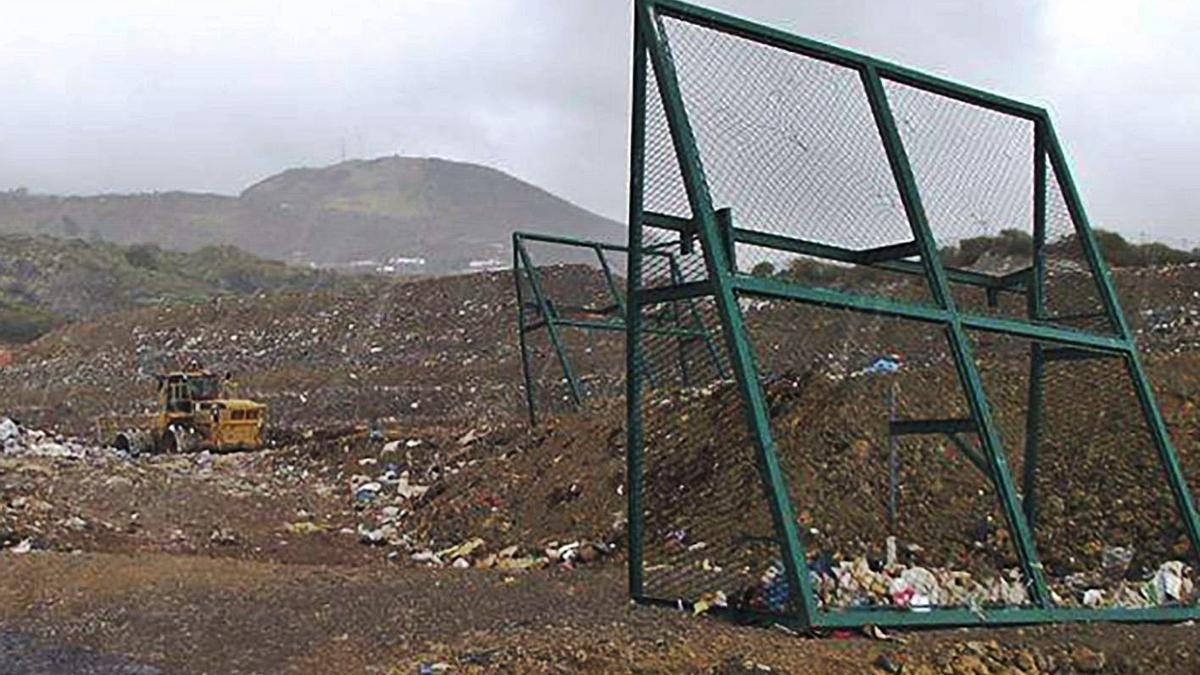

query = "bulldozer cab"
[159, 370, 221, 414]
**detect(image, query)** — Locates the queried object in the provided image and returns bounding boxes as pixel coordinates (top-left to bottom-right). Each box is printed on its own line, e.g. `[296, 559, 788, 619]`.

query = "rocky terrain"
[0, 156, 620, 272]
[1, 259, 1199, 673]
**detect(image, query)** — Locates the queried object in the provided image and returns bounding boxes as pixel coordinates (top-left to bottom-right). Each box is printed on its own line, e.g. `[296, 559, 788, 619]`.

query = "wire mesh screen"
[883, 77, 1117, 334]
[657, 14, 933, 307]
[1042, 160, 1118, 334]
[970, 332, 1198, 608]
[631, 0, 1199, 625]
[744, 303, 1032, 611]
[514, 239, 627, 420]
[635, 228, 796, 612]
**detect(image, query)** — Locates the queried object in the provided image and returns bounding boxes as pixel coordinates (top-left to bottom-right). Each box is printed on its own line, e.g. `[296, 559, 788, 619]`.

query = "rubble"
[0, 418, 99, 460]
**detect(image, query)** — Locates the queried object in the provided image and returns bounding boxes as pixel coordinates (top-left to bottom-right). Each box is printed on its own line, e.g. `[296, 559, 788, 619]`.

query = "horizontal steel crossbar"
[643, 211, 1027, 293]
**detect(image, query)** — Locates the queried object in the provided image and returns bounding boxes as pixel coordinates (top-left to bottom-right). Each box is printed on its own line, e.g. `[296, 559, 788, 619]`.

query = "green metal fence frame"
[513, 230, 722, 426]
[625, 0, 1200, 628]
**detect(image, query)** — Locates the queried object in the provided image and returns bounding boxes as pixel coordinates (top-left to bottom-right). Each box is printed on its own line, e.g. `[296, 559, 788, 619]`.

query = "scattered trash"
[396, 472, 430, 500]
[862, 624, 906, 644]
[438, 537, 485, 561]
[209, 528, 239, 546]
[857, 354, 903, 377]
[1102, 545, 1134, 578]
[284, 521, 326, 535]
[353, 481, 382, 503]
[692, 590, 728, 616]
[1151, 560, 1194, 604]
[0, 418, 96, 459]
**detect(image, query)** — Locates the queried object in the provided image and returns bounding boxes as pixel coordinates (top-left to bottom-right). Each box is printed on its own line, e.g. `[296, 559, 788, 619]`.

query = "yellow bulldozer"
[101, 364, 267, 454]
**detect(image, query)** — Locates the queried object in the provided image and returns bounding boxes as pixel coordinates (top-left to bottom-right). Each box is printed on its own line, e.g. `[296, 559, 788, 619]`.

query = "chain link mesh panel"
[745, 303, 1032, 611]
[514, 238, 629, 421]
[970, 331, 1198, 608]
[657, 15, 934, 306]
[629, 0, 1199, 626]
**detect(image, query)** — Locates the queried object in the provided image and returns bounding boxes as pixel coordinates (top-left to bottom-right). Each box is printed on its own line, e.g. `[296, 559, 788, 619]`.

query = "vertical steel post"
[513, 234, 539, 427]
[715, 208, 737, 273]
[887, 382, 899, 531]
[625, 3, 648, 600]
[639, 0, 818, 625]
[861, 65, 1051, 607]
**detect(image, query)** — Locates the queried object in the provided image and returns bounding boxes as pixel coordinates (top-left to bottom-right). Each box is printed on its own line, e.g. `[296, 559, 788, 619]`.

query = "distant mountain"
[0, 233, 341, 342]
[0, 157, 623, 272]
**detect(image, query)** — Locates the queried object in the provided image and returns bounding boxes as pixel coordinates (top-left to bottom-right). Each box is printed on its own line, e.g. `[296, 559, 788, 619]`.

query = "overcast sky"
[0, 0, 1196, 245]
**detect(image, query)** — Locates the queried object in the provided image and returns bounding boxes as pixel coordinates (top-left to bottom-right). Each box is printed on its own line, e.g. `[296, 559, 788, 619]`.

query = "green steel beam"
[732, 273, 1128, 354]
[513, 238, 539, 427]
[859, 241, 922, 264]
[715, 207, 737, 273]
[811, 604, 1200, 628]
[596, 245, 627, 317]
[626, 5, 648, 600]
[945, 433, 994, 482]
[639, 0, 819, 625]
[861, 62, 1051, 608]
[962, 314, 1128, 353]
[638, 596, 1200, 628]
[514, 230, 668, 257]
[1040, 347, 1121, 363]
[637, 280, 715, 306]
[534, 316, 710, 339]
[667, 256, 728, 380]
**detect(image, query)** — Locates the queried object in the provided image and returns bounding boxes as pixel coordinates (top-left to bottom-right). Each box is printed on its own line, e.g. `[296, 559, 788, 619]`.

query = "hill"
[0, 233, 342, 342]
[0, 157, 622, 272]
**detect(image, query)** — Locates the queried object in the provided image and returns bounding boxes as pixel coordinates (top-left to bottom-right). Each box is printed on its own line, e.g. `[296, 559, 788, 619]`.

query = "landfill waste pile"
[0, 261, 1199, 672]
[0, 265, 621, 435]
[732, 555, 1195, 614]
[636, 359, 1200, 611]
[1, 417, 103, 460]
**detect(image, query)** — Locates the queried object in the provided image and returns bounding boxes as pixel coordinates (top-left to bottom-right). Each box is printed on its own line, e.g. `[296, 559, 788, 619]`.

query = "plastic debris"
[746, 556, 1033, 611]
[1152, 560, 1194, 604]
[437, 537, 485, 561]
[692, 590, 728, 616]
[353, 481, 382, 503]
[396, 472, 430, 500]
[1101, 546, 1134, 578]
[857, 354, 903, 376]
